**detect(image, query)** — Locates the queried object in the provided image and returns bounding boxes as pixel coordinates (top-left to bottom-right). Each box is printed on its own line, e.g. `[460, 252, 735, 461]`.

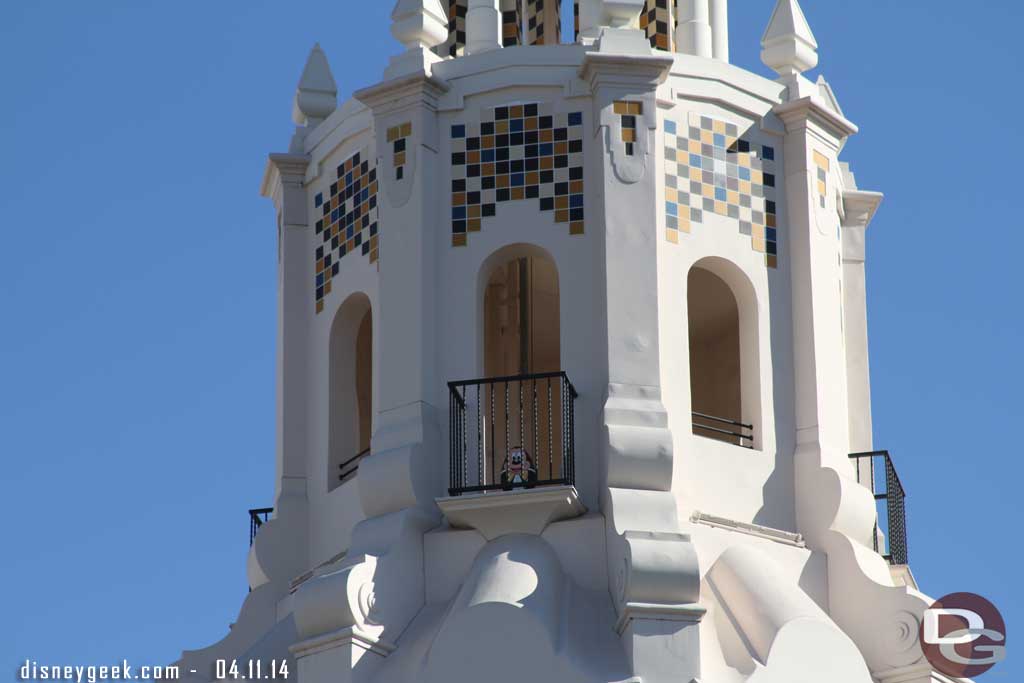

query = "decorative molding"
[437, 485, 586, 539]
[690, 511, 806, 547]
[289, 625, 396, 659]
[615, 601, 706, 635]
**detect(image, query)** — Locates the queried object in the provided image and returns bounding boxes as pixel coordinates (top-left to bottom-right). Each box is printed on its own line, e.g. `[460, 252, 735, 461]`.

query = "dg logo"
[921, 592, 1007, 678]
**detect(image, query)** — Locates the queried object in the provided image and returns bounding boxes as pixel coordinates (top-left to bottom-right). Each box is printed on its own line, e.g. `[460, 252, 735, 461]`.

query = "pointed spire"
[291, 43, 338, 127]
[760, 0, 818, 77]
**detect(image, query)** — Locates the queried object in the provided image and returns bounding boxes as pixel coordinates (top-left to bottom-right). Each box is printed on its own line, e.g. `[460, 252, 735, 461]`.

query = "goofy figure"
[500, 447, 538, 490]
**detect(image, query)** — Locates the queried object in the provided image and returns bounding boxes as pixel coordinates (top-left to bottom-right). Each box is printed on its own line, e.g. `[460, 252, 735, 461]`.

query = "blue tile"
[665, 120, 677, 135]
[451, 124, 466, 138]
[666, 201, 678, 217]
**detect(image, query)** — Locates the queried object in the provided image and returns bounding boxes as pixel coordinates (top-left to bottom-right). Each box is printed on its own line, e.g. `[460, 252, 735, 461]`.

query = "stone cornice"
[579, 51, 675, 90]
[289, 625, 396, 659]
[260, 153, 311, 200]
[355, 71, 450, 117]
[774, 94, 858, 141]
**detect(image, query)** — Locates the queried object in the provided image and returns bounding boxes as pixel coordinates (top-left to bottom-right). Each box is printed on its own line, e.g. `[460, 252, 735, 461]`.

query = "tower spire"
[291, 43, 338, 128]
[760, 0, 818, 77]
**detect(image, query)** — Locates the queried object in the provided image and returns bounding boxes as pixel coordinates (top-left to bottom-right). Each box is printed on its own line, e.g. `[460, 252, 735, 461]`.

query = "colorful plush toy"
[500, 447, 538, 490]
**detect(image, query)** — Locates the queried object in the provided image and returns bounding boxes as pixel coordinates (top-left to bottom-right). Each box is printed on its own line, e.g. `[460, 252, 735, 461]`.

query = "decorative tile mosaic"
[502, 0, 523, 47]
[813, 150, 829, 209]
[387, 122, 412, 181]
[314, 149, 379, 314]
[450, 103, 585, 246]
[641, 0, 673, 51]
[438, 0, 467, 57]
[663, 113, 779, 268]
[614, 100, 642, 156]
[526, 0, 562, 45]
[573, 0, 580, 41]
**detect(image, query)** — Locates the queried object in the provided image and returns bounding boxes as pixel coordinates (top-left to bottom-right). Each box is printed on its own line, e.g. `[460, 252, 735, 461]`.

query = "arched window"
[329, 293, 372, 490]
[687, 262, 760, 448]
[446, 244, 570, 493]
[483, 251, 560, 378]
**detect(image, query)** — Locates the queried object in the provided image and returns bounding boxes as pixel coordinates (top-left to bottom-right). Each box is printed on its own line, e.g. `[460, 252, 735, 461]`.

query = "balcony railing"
[338, 448, 369, 484]
[448, 371, 577, 496]
[849, 451, 908, 565]
[248, 507, 273, 546]
[692, 411, 754, 448]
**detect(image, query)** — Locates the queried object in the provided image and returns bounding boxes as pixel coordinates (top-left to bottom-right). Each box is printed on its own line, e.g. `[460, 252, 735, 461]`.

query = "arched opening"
[687, 263, 759, 448]
[483, 252, 560, 378]
[447, 245, 574, 495]
[329, 293, 372, 491]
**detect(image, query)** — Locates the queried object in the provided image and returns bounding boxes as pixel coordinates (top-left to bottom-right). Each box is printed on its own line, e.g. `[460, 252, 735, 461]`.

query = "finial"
[391, 0, 449, 51]
[761, 0, 818, 77]
[291, 43, 338, 127]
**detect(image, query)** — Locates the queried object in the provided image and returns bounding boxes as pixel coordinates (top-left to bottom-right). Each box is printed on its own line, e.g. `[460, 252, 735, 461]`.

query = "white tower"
[176, 2, 961, 682]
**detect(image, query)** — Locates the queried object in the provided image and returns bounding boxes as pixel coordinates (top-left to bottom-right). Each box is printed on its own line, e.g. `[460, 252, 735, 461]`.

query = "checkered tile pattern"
[814, 150, 829, 210]
[450, 103, 585, 246]
[614, 100, 642, 157]
[502, 0, 523, 46]
[387, 122, 412, 181]
[314, 149, 379, 313]
[663, 113, 780, 268]
[640, 0, 673, 51]
[526, 0, 562, 45]
[437, 0, 467, 57]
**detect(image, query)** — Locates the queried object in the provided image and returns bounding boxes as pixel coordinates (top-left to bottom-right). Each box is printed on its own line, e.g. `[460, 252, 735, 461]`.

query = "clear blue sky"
[1, 0, 1019, 677]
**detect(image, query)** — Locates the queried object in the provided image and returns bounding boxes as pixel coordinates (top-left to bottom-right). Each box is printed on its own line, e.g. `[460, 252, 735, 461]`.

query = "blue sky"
[1, 0, 1019, 678]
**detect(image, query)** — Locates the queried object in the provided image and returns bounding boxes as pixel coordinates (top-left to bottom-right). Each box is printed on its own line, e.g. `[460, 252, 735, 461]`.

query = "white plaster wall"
[657, 95, 797, 533]
[304, 131, 379, 569]
[434, 84, 606, 511]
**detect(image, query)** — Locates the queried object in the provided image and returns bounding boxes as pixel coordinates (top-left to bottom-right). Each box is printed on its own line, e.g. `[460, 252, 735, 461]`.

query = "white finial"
[291, 43, 338, 127]
[391, 0, 449, 51]
[761, 0, 818, 77]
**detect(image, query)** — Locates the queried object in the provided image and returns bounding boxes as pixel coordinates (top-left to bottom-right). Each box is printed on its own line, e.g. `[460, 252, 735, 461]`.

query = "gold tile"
[511, 187, 525, 200]
[510, 105, 524, 118]
[679, 215, 691, 233]
[555, 196, 569, 209]
[666, 229, 679, 244]
[452, 192, 466, 205]
[766, 213, 777, 228]
[468, 218, 481, 232]
[394, 151, 406, 166]
[316, 300, 324, 314]
[622, 129, 636, 143]
[614, 101, 629, 115]
[739, 180, 751, 194]
[468, 205, 481, 218]
[701, 130, 714, 144]
[496, 120, 509, 134]
[766, 254, 778, 269]
[540, 129, 554, 142]
[467, 151, 479, 163]
[752, 238, 765, 252]
[400, 122, 412, 137]
[555, 209, 569, 223]
[452, 234, 468, 247]
[728, 191, 739, 205]
[629, 102, 642, 115]
[703, 184, 715, 198]
[715, 200, 726, 214]
[526, 171, 540, 185]
[482, 135, 495, 148]
[665, 188, 678, 203]
[813, 150, 830, 171]
[688, 139, 701, 154]
[555, 141, 568, 154]
[525, 117, 538, 131]
[713, 120, 726, 134]
[570, 221, 584, 235]
[570, 180, 584, 193]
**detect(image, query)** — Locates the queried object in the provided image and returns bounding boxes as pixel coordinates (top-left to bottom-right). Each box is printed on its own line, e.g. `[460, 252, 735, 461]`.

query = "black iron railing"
[248, 507, 273, 547]
[849, 451, 907, 565]
[339, 448, 369, 484]
[692, 411, 754, 448]
[448, 371, 577, 496]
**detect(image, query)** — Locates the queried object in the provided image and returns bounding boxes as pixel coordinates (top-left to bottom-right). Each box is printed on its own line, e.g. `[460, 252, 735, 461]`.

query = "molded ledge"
[436, 486, 586, 540]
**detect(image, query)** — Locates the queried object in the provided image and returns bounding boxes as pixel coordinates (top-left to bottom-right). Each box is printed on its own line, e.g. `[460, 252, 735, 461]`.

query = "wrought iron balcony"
[849, 451, 908, 566]
[248, 507, 273, 547]
[692, 411, 754, 448]
[448, 371, 577, 497]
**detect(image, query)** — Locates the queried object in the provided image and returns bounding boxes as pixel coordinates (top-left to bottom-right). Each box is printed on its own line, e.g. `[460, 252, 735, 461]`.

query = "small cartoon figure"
[501, 447, 538, 490]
